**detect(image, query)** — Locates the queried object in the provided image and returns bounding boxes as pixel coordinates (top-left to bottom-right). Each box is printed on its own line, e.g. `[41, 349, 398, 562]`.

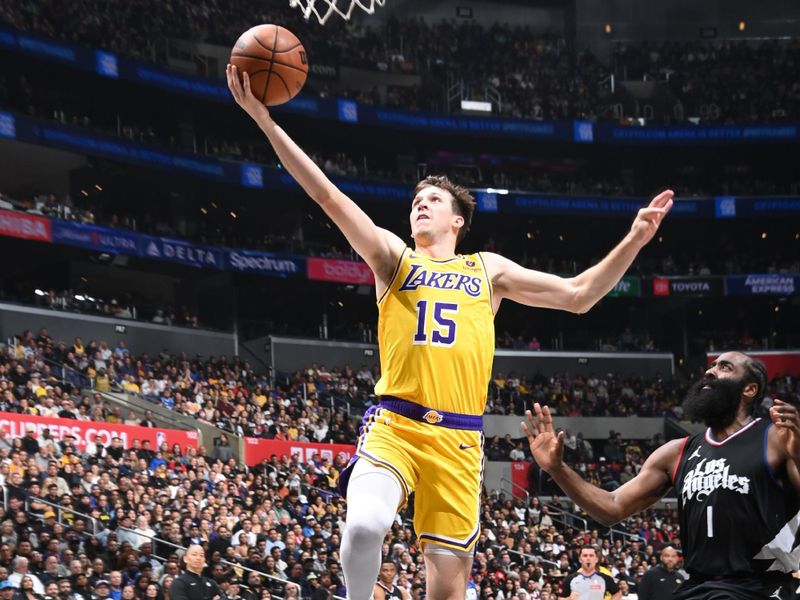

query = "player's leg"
[413, 428, 483, 599]
[340, 459, 403, 600]
[423, 544, 473, 600]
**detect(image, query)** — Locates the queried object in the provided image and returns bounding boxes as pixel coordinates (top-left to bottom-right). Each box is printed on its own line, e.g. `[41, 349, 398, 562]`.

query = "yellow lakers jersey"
[374, 248, 495, 415]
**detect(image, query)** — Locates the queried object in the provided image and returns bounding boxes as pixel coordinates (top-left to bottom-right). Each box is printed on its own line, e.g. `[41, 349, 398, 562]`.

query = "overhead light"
[86, 296, 95, 302]
[461, 100, 492, 113]
[94, 184, 103, 191]
[486, 188, 509, 195]
[34, 289, 45, 296]
[738, 20, 746, 31]
[230, 211, 237, 218]
[604, 23, 612, 34]
[74, 294, 85, 301]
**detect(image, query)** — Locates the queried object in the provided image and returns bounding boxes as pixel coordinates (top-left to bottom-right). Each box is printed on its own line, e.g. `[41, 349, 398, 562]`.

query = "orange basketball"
[230, 24, 309, 106]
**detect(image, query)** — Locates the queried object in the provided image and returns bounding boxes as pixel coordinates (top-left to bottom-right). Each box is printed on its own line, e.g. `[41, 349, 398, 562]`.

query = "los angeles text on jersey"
[681, 457, 750, 502]
[398, 264, 482, 297]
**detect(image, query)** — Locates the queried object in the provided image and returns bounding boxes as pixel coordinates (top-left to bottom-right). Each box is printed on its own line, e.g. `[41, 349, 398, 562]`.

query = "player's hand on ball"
[522, 403, 565, 473]
[771, 399, 800, 462]
[629, 189, 674, 247]
[226, 64, 269, 121]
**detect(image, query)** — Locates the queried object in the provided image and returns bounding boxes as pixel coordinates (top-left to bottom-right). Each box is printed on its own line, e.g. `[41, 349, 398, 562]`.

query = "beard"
[682, 376, 745, 429]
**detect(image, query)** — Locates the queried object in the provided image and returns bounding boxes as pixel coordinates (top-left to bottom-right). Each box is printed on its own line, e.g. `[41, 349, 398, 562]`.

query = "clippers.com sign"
[307, 258, 375, 286]
[0, 412, 199, 450]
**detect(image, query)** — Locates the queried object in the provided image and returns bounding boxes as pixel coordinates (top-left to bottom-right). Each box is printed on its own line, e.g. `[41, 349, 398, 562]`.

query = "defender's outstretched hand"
[226, 64, 270, 122]
[771, 399, 800, 463]
[522, 403, 565, 473]
[629, 189, 674, 247]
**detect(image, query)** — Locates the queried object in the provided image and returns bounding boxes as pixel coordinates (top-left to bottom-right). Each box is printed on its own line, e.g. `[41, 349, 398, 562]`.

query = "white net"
[289, 0, 385, 24]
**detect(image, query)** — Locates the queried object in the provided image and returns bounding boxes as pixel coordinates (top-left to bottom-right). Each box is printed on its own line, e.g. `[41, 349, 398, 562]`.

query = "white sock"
[341, 459, 403, 600]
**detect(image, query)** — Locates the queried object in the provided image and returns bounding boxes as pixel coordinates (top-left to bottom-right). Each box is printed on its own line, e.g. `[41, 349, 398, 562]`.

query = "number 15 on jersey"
[413, 300, 459, 347]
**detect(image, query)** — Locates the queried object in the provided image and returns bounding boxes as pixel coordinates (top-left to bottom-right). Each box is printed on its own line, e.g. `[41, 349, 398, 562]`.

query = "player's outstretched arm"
[226, 65, 403, 282]
[484, 190, 673, 313]
[523, 403, 681, 526]
[768, 399, 800, 493]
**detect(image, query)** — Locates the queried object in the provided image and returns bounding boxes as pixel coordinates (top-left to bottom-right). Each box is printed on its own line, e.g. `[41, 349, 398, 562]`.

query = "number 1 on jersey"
[707, 506, 714, 538]
[413, 300, 459, 347]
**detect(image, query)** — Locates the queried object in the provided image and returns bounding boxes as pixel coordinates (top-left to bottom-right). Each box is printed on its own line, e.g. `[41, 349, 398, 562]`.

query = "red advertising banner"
[652, 278, 670, 296]
[0, 209, 52, 242]
[707, 351, 800, 378]
[244, 437, 355, 466]
[307, 258, 375, 286]
[510, 461, 532, 499]
[0, 412, 199, 450]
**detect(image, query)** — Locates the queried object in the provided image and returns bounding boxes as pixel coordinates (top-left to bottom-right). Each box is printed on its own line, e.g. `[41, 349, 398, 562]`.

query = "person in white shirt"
[509, 442, 526, 461]
[231, 519, 257, 547]
[133, 516, 156, 549]
[7, 557, 45, 594]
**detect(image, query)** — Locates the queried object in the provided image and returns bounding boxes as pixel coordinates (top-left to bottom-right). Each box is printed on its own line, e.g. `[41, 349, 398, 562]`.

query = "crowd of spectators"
[2, 328, 362, 444]
[2, 1, 799, 123]
[613, 39, 800, 123]
[495, 329, 659, 353]
[2, 324, 800, 598]
[486, 370, 685, 418]
[28, 290, 202, 332]
[0, 413, 684, 600]
[5, 185, 800, 290]
[0, 326, 692, 600]
[3, 66, 800, 202]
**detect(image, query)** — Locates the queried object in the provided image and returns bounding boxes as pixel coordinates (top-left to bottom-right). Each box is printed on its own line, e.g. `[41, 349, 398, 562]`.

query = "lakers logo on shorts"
[423, 410, 444, 424]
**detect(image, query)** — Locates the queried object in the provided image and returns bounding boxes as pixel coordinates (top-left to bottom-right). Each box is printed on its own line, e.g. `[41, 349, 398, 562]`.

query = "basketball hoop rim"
[289, 0, 386, 25]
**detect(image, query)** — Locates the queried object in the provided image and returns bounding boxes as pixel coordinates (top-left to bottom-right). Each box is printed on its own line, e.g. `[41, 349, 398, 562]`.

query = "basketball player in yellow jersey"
[227, 65, 673, 600]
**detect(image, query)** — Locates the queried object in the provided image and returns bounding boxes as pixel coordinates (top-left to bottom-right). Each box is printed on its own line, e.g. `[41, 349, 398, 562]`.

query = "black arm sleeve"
[559, 573, 574, 598]
[637, 570, 653, 600]
[602, 573, 619, 595]
[168, 578, 191, 600]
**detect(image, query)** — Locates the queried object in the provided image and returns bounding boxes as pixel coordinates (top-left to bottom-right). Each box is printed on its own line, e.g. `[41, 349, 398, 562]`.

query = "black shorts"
[673, 577, 796, 600]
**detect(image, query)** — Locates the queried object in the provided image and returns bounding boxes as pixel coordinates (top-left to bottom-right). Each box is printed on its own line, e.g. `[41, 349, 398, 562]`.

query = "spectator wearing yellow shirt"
[122, 375, 140, 393]
[8, 453, 26, 478]
[105, 407, 123, 424]
[96, 370, 111, 392]
[494, 373, 507, 388]
[30, 374, 47, 397]
[253, 388, 268, 407]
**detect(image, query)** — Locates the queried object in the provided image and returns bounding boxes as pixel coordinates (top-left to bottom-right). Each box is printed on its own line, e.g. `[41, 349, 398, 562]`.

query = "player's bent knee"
[343, 515, 389, 545]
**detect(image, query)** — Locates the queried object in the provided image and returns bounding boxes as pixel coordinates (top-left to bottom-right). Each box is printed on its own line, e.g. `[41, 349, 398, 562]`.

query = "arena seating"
[1, 4, 798, 123]
[2, 325, 798, 597]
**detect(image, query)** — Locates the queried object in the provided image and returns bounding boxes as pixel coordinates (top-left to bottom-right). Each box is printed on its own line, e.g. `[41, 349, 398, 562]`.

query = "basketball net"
[289, 0, 385, 24]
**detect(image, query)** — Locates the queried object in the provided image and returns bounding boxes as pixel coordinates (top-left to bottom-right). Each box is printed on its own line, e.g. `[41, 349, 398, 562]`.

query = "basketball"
[230, 24, 308, 106]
